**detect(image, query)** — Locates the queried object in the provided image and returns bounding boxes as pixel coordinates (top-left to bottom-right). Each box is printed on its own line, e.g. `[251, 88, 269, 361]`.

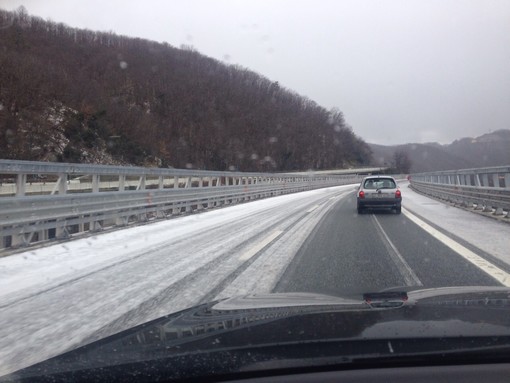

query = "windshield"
[1, 0, 510, 380]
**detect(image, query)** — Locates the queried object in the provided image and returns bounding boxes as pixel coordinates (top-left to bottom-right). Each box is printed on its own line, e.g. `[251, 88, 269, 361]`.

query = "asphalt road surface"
[0, 183, 508, 376]
[275, 192, 500, 297]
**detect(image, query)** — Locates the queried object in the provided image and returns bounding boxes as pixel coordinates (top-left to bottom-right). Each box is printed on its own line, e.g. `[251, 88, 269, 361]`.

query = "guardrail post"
[119, 175, 125, 191]
[115, 216, 128, 226]
[92, 175, 99, 193]
[16, 174, 26, 196]
[91, 218, 102, 232]
[137, 175, 146, 190]
[56, 219, 69, 239]
[59, 173, 67, 195]
[491, 174, 498, 188]
[50, 174, 66, 195]
[39, 227, 49, 242]
[10, 230, 23, 247]
[481, 174, 488, 187]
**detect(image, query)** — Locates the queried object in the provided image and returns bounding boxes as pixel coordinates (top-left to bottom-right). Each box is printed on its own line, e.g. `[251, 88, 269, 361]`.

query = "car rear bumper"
[357, 198, 401, 208]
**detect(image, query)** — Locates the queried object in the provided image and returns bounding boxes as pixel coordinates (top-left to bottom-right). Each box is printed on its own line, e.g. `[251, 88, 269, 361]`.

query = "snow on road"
[0, 185, 350, 303]
[0, 184, 355, 376]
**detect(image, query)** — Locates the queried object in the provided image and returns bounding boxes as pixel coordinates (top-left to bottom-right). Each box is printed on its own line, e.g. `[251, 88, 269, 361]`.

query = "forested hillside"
[0, 7, 372, 171]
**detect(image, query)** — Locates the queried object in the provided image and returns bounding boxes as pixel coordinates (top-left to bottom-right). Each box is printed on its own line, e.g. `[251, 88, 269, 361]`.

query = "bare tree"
[393, 148, 412, 174]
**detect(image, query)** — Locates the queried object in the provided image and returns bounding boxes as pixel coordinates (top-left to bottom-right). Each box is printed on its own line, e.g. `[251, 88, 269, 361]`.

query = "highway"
[275, 193, 500, 296]
[1, 182, 509, 376]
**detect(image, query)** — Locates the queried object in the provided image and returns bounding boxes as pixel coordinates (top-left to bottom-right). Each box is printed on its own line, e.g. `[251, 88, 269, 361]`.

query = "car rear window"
[363, 179, 396, 189]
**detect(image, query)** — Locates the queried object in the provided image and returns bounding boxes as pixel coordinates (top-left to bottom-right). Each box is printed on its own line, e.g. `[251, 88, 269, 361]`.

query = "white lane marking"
[307, 192, 345, 213]
[402, 207, 510, 287]
[372, 215, 423, 287]
[238, 230, 284, 261]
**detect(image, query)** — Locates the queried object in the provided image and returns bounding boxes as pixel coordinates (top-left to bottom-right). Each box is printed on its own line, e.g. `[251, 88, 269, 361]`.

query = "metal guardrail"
[0, 160, 364, 251]
[409, 166, 510, 219]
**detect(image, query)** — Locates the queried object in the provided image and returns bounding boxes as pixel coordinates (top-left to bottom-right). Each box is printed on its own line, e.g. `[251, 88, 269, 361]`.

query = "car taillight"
[395, 189, 401, 198]
[359, 190, 365, 198]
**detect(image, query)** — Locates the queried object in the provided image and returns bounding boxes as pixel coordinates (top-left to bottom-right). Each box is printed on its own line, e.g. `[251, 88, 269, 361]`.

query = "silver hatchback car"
[356, 176, 402, 214]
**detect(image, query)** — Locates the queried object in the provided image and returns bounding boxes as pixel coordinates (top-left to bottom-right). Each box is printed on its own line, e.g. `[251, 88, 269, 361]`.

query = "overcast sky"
[3, 0, 510, 145]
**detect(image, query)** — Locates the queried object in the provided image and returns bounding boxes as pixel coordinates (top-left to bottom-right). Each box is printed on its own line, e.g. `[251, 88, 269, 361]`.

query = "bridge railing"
[409, 166, 510, 219]
[0, 160, 363, 251]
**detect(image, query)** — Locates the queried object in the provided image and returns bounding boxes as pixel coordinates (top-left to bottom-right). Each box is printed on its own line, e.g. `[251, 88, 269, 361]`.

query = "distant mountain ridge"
[369, 130, 510, 173]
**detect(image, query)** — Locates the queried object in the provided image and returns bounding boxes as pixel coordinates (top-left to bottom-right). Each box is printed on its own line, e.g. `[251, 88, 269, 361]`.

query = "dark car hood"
[4, 286, 510, 382]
